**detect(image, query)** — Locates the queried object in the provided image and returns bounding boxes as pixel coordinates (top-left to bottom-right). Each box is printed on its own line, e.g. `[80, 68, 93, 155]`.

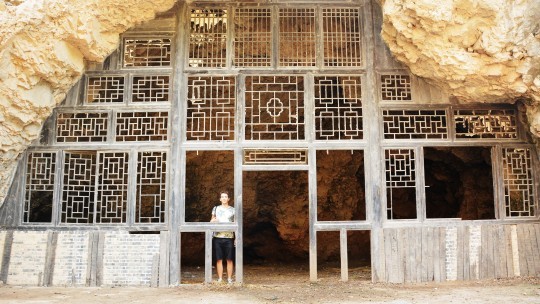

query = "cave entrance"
[242, 170, 310, 283]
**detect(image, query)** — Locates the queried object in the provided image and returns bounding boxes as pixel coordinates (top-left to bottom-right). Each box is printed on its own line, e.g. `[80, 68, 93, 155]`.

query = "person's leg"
[216, 259, 224, 280]
[226, 259, 233, 280]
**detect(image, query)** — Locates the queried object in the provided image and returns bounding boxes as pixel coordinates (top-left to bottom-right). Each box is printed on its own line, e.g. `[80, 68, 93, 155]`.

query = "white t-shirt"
[212, 205, 235, 238]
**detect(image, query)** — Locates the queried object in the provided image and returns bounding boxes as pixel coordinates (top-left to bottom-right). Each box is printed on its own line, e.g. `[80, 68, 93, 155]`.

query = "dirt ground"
[1, 265, 539, 304]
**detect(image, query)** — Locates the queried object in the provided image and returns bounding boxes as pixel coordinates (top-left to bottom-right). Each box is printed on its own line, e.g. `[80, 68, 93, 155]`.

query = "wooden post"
[340, 228, 348, 282]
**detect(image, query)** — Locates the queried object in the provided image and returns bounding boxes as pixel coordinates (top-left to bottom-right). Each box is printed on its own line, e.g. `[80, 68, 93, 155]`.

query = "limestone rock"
[379, 0, 540, 136]
[0, 0, 176, 204]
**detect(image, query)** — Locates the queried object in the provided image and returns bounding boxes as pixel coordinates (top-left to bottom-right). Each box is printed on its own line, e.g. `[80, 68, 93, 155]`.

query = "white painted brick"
[8, 231, 48, 285]
[53, 231, 89, 286]
[102, 232, 160, 286]
[445, 227, 457, 281]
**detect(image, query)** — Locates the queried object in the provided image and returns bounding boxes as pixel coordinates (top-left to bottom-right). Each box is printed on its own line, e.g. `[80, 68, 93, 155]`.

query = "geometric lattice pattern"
[454, 109, 518, 139]
[61, 152, 96, 224]
[136, 151, 167, 223]
[385, 149, 416, 220]
[243, 149, 308, 165]
[279, 8, 316, 67]
[132, 75, 170, 103]
[189, 9, 228, 68]
[380, 75, 412, 101]
[187, 76, 236, 141]
[123, 37, 172, 67]
[86, 75, 125, 104]
[97, 152, 129, 224]
[245, 75, 305, 140]
[115, 111, 168, 142]
[383, 109, 448, 139]
[322, 8, 362, 67]
[315, 76, 362, 140]
[234, 8, 272, 67]
[56, 112, 108, 143]
[24, 152, 56, 223]
[502, 148, 535, 217]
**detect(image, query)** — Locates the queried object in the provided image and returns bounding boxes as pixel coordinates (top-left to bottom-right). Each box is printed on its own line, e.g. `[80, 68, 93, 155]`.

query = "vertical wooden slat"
[407, 227, 416, 283]
[535, 224, 540, 275]
[516, 224, 529, 276]
[426, 227, 434, 282]
[159, 231, 170, 287]
[398, 228, 406, 283]
[205, 230, 213, 283]
[523, 224, 535, 276]
[415, 227, 422, 282]
[456, 226, 465, 280]
[0, 231, 13, 284]
[496, 225, 508, 278]
[420, 227, 428, 282]
[528, 224, 540, 276]
[492, 225, 502, 278]
[504, 225, 515, 277]
[439, 227, 446, 282]
[432, 227, 440, 282]
[340, 228, 348, 282]
[43, 231, 58, 286]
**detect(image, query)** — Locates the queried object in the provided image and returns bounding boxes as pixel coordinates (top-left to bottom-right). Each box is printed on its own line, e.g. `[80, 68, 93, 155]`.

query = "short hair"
[219, 190, 229, 197]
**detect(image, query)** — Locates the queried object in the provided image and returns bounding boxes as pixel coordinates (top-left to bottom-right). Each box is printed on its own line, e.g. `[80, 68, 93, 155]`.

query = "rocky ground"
[0, 265, 539, 304]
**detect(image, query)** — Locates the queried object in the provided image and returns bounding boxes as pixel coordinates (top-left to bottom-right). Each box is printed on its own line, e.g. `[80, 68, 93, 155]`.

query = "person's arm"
[210, 206, 217, 222]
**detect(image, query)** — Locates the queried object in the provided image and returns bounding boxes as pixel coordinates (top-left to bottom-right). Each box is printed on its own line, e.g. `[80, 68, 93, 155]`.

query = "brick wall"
[7, 231, 48, 285]
[102, 232, 160, 286]
[53, 231, 89, 286]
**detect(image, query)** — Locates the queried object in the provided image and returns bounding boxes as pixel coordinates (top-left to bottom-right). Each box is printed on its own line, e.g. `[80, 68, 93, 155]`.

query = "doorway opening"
[242, 170, 309, 283]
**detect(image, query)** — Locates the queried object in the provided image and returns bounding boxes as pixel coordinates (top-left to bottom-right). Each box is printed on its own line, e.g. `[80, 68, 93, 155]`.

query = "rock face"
[379, 0, 540, 135]
[0, 0, 176, 204]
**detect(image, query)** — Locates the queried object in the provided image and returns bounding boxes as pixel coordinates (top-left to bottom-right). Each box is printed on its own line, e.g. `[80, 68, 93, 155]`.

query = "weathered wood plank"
[388, 229, 400, 283]
[421, 227, 429, 282]
[398, 228, 406, 283]
[426, 227, 434, 282]
[383, 228, 391, 282]
[496, 225, 507, 278]
[407, 227, 416, 283]
[205, 231, 213, 284]
[96, 232, 105, 286]
[340, 229, 348, 282]
[415, 227, 422, 282]
[522, 224, 535, 276]
[0, 231, 14, 284]
[535, 224, 540, 275]
[504, 225, 515, 277]
[493, 225, 502, 279]
[456, 226, 465, 280]
[528, 224, 540, 276]
[439, 227, 447, 282]
[43, 231, 58, 286]
[432, 227, 441, 283]
[463, 226, 471, 281]
[159, 231, 170, 287]
[516, 224, 529, 276]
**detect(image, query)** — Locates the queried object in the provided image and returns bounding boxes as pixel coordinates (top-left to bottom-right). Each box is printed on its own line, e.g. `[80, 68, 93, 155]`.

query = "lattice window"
[234, 8, 272, 67]
[380, 75, 412, 101]
[245, 75, 305, 140]
[385, 149, 416, 220]
[189, 9, 227, 68]
[24, 152, 56, 223]
[132, 75, 170, 103]
[61, 152, 96, 224]
[454, 109, 518, 139]
[279, 8, 316, 67]
[123, 37, 172, 67]
[502, 148, 535, 217]
[383, 110, 448, 139]
[115, 111, 168, 142]
[322, 8, 362, 67]
[96, 152, 129, 224]
[56, 112, 108, 143]
[86, 75, 125, 104]
[243, 149, 308, 165]
[187, 76, 236, 141]
[315, 76, 362, 140]
[136, 151, 167, 223]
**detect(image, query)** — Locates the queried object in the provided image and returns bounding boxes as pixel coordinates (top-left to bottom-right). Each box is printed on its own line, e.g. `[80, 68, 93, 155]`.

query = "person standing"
[210, 190, 235, 284]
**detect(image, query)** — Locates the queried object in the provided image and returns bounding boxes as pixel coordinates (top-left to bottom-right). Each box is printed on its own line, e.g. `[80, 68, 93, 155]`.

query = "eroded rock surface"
[0, 0, 176, 204]
[379, 0, 540, 134]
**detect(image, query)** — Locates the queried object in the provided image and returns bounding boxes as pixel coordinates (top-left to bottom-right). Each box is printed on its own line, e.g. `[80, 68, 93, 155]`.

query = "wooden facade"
[0, 0, 539, 285]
